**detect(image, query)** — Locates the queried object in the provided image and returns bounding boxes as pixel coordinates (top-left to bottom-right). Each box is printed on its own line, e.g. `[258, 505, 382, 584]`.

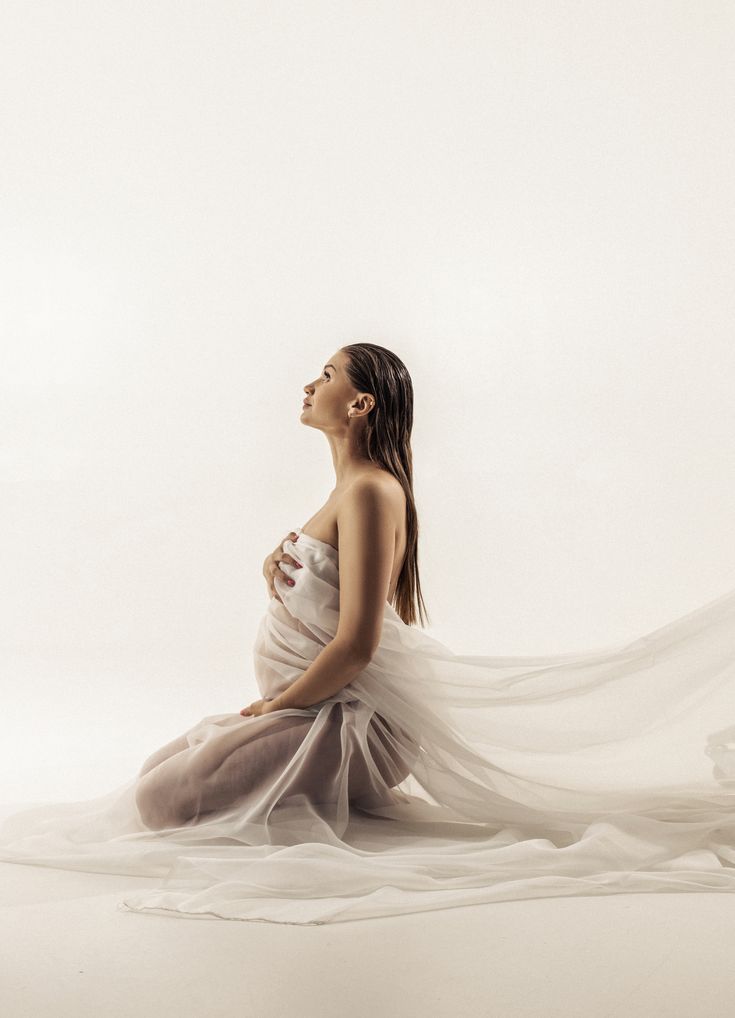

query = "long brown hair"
[341, 342, 430, 628]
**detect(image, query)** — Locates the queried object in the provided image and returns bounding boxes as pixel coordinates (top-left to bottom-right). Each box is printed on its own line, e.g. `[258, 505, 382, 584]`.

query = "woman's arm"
[269, 478, 396, 710]
[269, 638, 371, 710]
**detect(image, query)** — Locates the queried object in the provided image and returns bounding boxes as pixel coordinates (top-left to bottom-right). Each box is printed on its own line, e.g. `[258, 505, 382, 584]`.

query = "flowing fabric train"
[1, 527, 735, 925]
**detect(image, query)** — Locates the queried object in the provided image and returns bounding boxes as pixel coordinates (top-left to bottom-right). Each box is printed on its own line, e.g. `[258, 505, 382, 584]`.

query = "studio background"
[2, 0, 734, 801]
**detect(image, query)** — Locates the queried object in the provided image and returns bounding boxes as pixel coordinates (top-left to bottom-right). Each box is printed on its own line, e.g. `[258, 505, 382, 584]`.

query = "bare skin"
[300, 479, 407, 603]
[298, 346, 407, 602]
[134, 348, 410, 829]
[263, 345, 409, 601]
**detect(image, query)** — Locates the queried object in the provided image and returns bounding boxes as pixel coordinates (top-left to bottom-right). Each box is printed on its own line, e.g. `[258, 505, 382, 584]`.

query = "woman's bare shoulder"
[349, 466, 405, 499]
[344, 470, 406, 532]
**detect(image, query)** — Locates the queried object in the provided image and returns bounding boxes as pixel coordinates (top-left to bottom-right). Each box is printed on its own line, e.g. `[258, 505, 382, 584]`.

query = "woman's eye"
[323, 372, 330, 379]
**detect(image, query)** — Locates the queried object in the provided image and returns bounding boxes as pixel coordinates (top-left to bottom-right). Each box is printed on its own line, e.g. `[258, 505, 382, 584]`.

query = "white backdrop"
[2, 0, 734, 800]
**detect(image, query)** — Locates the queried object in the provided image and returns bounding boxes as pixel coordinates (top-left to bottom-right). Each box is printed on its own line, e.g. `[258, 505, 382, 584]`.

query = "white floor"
[1, 813, 734, 1017]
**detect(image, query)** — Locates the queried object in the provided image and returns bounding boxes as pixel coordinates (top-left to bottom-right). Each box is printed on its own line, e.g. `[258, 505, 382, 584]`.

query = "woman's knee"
[137, 735, 189, 778]
[135, 770, 191, 831]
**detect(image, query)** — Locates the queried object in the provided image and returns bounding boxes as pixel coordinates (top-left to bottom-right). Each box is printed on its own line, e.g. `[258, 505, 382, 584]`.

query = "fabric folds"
[1, 527, 735, 924]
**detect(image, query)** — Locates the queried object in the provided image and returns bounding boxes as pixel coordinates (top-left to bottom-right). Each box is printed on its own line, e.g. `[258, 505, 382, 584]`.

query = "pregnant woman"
[134, 344, 423, 832]
[2, 341, 735, 926]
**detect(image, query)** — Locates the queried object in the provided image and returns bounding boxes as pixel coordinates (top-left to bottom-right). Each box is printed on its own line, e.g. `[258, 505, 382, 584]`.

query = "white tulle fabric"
[2, 527, 735, 925]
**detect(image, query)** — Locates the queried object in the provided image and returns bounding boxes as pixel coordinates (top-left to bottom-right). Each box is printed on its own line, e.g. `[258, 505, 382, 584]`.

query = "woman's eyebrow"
[324, 363, 336, 371]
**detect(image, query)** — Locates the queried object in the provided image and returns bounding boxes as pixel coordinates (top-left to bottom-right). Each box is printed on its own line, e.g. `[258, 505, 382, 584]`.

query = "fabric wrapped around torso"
[1, 526, 735, 924]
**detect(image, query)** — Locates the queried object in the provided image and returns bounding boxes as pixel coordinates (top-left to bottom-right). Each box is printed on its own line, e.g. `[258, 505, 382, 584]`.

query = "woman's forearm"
[271, 639, 370, 710]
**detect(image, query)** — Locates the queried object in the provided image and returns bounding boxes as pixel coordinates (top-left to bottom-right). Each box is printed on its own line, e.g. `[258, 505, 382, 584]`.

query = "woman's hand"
[263, 532, 303, 604]
[240, 698, 281, 717]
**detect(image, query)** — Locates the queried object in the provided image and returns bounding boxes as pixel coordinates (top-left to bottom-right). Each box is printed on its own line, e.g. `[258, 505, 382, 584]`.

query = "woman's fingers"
[269, 568, 286, 601]
[265, 543, 303, 602]
[273, 556, 302, 587]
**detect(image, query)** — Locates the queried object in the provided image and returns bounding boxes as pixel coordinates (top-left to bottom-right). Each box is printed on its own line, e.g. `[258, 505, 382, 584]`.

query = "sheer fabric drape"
[1, 528, 734, 925]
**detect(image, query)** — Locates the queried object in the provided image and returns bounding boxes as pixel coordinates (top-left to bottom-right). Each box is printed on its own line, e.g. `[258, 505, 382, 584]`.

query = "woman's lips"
[302, 401, 311, 407]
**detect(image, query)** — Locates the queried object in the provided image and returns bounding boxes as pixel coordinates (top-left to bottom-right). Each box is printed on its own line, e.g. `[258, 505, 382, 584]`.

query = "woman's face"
[301, 349, 355, 428]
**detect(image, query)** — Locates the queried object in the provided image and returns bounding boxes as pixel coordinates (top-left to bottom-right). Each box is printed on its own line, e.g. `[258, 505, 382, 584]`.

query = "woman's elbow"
[336, 636, 376, 668]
